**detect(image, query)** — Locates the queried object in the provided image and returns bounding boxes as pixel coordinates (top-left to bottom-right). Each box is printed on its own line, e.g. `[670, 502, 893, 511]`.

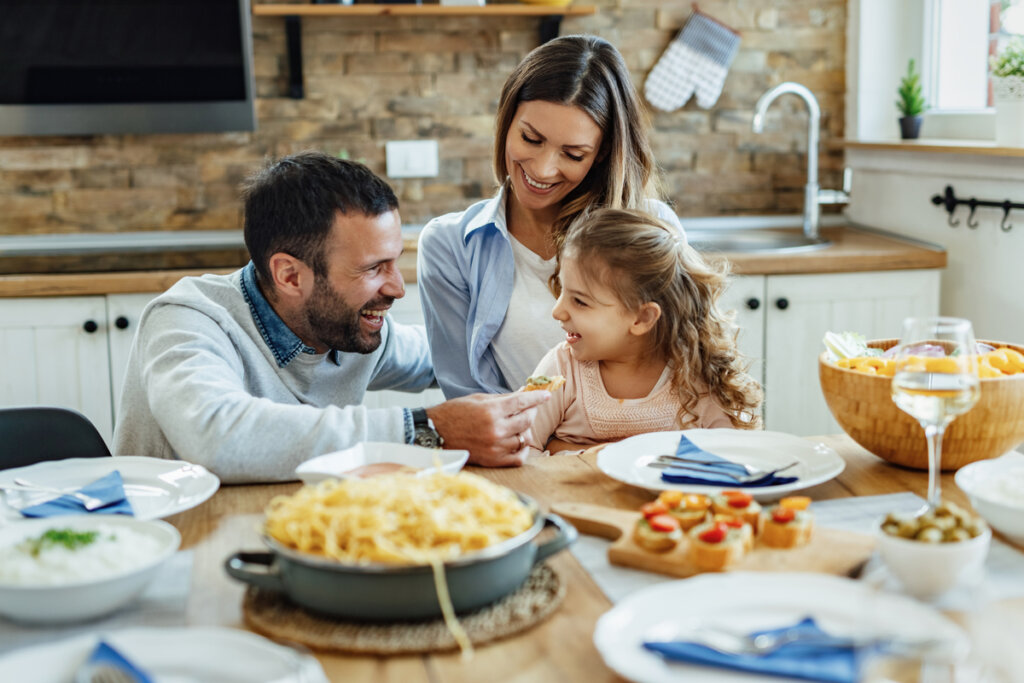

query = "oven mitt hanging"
[644, 9, 740, 111]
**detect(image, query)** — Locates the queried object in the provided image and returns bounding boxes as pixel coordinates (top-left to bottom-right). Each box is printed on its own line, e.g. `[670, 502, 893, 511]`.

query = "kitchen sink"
[685, 228, 831, 254]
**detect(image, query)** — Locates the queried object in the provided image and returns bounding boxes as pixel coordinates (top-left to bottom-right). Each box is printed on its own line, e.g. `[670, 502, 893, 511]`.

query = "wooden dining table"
[167, 435, 1024, 682]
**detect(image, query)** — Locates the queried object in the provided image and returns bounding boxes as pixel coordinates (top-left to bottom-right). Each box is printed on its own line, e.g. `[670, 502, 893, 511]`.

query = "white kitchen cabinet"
[107, 293, 159, 418]
[725, 269, 941, 436]
[0, 296, 115, 444]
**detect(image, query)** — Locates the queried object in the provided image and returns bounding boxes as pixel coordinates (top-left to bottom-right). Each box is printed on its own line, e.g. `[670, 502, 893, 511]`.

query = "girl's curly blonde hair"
[557, 208, 763, 429]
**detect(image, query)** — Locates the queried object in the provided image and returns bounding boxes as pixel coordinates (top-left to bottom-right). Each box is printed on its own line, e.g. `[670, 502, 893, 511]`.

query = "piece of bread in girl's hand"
[522, 374, 566, 392]
[760, 496, 814, 548]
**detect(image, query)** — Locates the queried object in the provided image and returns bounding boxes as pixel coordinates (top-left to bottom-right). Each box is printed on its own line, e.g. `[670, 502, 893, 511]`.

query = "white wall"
[845, 149, 1024, 343]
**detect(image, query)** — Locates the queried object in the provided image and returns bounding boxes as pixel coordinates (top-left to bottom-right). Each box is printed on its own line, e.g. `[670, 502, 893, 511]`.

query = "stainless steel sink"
[685, 228, 831, 254]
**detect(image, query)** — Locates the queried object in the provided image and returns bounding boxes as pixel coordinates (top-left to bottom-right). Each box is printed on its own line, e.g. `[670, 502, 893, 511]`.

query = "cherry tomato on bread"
[698, 523, 728, 544]
[772, 507, 797, 523]
[641, 501, 669, 518]
[648, 514, 681, 533]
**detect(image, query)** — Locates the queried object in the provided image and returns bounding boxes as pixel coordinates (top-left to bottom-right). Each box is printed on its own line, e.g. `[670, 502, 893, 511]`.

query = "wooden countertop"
[0, 228, 944, 298]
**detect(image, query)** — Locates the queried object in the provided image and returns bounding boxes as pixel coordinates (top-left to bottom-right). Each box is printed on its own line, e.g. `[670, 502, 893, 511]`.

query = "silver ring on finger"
[516, 433, 525, 450]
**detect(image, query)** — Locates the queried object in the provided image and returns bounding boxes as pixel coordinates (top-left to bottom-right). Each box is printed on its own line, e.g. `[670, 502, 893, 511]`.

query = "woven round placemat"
[242, 563, 564, 655]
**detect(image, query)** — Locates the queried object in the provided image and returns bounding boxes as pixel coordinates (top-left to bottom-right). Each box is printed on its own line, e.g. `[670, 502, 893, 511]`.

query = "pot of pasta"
[224, 471, 577, 621]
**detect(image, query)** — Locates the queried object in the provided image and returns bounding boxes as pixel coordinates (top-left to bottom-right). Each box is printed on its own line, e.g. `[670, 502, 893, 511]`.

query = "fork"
[647, 457, 799, 483]
[74, 663, 138, 683]
[672, 625, 947, 657]
[3, 478, 106, 511]
[654, 454, 799, 476]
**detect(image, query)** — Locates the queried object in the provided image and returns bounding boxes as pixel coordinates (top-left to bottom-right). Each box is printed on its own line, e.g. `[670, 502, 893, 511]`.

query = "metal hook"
[1001, 201, 1013, 232]
[966, 200, 980, 229]
[947, 209, 960, 228]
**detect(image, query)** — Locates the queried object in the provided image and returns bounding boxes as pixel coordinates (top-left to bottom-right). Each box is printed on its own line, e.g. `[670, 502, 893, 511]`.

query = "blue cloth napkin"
[643, 617, 864, 683]
[659, 433, 799, 488]
[83, 640, 153, 683]
[19, 470, 134, 518]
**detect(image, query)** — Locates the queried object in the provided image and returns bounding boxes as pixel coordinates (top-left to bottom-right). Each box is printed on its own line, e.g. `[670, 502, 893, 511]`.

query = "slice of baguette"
[760, 509, 814, 548]
[523, 374, 566, 392]
[688, 521, 747, 571]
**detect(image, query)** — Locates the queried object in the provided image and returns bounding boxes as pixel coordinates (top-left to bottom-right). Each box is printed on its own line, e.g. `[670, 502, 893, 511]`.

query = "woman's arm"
[417, 221, 488, 398]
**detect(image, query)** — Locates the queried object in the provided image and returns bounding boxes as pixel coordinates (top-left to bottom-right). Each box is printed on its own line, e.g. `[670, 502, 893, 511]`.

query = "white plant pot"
[993, 76, 1024, 147]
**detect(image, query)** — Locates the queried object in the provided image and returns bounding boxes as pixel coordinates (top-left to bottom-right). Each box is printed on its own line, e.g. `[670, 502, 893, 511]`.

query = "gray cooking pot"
[224, 493, 576, 621]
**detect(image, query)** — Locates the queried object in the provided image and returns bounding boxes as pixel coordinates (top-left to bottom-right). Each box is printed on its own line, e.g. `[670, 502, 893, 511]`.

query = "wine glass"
[890, 317, 981, 511]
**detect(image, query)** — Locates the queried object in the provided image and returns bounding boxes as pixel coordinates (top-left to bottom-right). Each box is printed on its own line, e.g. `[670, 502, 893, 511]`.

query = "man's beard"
[304, 275, 392, 354]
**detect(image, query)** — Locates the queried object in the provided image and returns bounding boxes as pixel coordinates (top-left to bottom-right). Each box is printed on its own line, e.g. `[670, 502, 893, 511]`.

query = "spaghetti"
[264, 471, 534, 565]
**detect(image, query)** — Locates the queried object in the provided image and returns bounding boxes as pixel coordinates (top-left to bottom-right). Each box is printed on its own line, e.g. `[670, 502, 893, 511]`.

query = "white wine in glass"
[891, 317, 980, 510]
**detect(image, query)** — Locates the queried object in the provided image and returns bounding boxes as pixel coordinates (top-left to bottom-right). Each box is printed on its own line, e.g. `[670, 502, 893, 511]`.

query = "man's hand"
[427, 391, 550, 467]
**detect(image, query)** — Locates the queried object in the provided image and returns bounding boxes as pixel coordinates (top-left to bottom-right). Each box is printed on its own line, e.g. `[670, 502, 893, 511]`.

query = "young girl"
[522, 208, 762, 456]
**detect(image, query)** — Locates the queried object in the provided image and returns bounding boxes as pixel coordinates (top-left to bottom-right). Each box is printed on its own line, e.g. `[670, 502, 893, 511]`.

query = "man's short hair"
[242, 151, 399, 285]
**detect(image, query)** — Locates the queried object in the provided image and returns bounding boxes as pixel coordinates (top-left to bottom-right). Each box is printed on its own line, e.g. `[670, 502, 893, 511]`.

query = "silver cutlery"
[654, 454, 799, 476]
[646, 458, 799, 483]
[663, 626, 949, 657]
[1, 478, 106, 511]
[75, 662, 138, 683]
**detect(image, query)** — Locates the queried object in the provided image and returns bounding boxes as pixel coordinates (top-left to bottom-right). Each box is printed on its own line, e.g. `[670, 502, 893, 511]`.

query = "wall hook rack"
[931, 185, 1020, 232]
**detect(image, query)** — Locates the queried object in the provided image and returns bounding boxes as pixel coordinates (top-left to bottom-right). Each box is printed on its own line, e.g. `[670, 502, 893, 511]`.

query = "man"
[114, 152, 549, 483]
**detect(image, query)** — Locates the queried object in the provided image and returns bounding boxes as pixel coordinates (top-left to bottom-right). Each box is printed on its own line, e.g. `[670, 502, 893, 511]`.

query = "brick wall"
[0, 0, 846, 236]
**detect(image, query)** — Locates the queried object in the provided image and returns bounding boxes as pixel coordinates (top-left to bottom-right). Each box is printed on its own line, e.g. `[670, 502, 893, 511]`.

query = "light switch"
[386, 140, 439, 179]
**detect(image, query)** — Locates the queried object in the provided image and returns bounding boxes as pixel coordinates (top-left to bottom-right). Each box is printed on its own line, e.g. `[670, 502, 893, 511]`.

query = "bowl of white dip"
[0, 515, 180, 624]
[955, 452, 1024, 546]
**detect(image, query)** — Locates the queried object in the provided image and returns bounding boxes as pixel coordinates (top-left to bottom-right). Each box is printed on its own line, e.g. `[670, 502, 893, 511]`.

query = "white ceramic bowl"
[876, 522, 991, 599]
[955, 452, 1024, 546]
[0, 515, 180, 624]
[294, 442, 469, 484]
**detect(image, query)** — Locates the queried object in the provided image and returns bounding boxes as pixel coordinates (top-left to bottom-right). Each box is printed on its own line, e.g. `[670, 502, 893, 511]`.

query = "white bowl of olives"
[876, 501, 990, 599]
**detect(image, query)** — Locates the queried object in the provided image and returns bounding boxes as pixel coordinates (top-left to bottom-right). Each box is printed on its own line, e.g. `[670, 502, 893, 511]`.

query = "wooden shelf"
[837, 139, 1024, 158]
[253, 3, 596, 17]
[254, 3, 597, 98]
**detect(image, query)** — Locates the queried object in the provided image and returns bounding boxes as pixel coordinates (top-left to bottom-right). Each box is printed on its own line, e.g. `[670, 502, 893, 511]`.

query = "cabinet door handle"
[775, 297, 789, 310]
[115, 316, 130, 330]
[745, 298, 761, 310]
[83, 319, 98, 333]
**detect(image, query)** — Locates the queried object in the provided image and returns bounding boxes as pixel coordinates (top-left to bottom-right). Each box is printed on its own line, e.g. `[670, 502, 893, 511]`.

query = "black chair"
[0, 406, 112, 470]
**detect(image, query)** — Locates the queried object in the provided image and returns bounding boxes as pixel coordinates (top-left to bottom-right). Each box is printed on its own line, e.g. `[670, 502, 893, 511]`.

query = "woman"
[418, 34, 683, 398]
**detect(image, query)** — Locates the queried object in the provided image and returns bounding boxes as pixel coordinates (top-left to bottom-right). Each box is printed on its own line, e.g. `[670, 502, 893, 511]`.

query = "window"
[924, 0, 1024, 112]
[849, 0, 1023, 141]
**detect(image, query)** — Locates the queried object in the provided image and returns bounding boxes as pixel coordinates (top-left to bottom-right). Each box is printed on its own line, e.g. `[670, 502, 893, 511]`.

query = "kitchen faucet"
[752, 82, 844, 244]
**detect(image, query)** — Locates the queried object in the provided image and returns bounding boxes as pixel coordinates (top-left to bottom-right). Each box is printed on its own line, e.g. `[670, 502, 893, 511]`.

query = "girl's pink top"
[523, 342, 734, 455]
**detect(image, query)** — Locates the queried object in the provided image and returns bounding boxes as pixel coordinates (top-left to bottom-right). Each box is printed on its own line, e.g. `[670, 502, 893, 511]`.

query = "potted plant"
[991, 39, 1024, 146]
[896, 59, 926, 140]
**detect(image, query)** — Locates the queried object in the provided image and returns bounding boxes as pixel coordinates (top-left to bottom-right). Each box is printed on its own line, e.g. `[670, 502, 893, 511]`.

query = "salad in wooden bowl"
[818, 333, 1024, 470]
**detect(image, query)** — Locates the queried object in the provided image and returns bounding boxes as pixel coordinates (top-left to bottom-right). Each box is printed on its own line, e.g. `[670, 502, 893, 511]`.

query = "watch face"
[414, 426, 443, 449]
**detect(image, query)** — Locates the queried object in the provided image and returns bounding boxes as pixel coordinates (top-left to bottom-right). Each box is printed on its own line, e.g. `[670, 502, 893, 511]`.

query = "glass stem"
[923, 422, 946, 509]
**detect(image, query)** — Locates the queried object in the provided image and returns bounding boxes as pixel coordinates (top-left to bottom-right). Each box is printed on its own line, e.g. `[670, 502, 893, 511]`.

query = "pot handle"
[533, 513, 578, 564]
[224, 551, 285, 593]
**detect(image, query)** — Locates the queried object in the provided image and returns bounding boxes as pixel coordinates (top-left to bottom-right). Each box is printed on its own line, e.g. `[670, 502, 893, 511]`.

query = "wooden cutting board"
[551, 501, 875, 579]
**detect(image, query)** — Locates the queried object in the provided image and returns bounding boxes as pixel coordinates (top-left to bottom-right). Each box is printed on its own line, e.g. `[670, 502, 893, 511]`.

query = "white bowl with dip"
[295, 442, 470, 485]
[0, 515, 180, 624]
[955, 451, 1024, 545]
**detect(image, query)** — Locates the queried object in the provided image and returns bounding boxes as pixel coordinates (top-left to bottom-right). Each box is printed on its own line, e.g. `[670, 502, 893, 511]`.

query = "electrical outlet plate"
[386, 140, 439, 179]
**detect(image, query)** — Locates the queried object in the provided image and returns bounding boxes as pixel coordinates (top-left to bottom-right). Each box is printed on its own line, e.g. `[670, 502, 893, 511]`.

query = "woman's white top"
[490, 234, 566, 390]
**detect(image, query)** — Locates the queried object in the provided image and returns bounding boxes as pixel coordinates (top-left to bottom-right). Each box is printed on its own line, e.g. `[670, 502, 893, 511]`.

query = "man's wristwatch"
[411, 408, 444, 449]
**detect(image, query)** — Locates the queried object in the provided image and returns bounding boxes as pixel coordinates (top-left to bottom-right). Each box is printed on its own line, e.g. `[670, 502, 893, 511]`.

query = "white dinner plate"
[0, 627, 327, 683]
[0, 456, 219, 521]
[295, 441, 469, 484]
[593, 572, 969, 683]
[597, 429, 845, 501]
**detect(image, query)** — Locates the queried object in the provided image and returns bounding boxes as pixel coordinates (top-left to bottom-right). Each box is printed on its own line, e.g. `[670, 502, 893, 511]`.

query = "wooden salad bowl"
[819, 339, 1024, 471]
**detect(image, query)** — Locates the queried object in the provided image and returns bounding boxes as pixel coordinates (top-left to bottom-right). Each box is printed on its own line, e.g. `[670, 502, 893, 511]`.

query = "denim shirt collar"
[462, 185, 509, 245]
[240, 261, 323, 368]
